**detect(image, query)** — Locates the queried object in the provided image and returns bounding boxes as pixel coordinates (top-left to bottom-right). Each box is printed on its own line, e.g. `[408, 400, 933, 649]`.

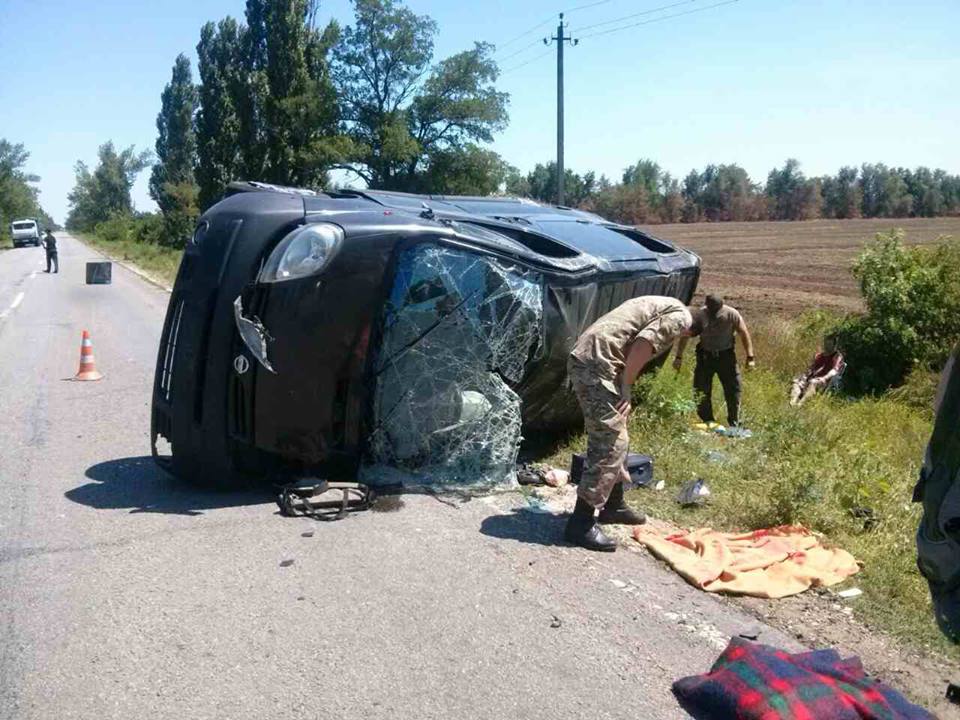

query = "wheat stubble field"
[642, 216, 960, 317]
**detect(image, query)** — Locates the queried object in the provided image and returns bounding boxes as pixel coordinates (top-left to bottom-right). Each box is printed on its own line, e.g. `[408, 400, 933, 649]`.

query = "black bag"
[570, 452, 654, 488]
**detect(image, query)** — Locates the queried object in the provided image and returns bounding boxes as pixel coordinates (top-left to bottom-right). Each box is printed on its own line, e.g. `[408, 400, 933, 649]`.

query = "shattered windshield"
[363, 244, 543, 486]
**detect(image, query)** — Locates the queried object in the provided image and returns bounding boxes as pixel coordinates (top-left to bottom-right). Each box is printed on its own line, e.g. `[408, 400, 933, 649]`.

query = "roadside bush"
[93, 214, 133, 243]
[835, 230, 960, 395]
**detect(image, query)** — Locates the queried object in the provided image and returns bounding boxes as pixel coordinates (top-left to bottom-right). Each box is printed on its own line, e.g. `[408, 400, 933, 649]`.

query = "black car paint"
[152, 185, 701, 484]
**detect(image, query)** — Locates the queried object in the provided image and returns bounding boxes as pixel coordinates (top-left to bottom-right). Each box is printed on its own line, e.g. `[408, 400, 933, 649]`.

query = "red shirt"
[810, 352, 843, 378]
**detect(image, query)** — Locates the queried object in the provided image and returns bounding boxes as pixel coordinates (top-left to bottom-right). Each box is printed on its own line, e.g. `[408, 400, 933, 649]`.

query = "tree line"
[0, 140, 56, 243]
[65, 0, 960, 245]
[67, 0, 508, 245]
[508, 158, 960, 225]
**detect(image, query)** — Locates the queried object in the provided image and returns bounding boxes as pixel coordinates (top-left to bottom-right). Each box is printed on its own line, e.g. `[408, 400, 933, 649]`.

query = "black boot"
[564, 497, 617, 552]
[598, 482, 647, 525]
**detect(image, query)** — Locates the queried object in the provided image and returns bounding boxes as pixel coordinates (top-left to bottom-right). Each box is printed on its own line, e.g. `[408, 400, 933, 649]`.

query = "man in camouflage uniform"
[915, 343, 960, 642]
[566, 296, 694, 551]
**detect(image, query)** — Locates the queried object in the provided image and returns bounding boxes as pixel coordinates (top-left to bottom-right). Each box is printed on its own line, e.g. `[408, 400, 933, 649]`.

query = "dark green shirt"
[696, 305, 743, 352]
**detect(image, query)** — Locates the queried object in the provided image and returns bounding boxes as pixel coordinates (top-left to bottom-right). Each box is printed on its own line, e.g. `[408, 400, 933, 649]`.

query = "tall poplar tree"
[150, 54, 199, 245]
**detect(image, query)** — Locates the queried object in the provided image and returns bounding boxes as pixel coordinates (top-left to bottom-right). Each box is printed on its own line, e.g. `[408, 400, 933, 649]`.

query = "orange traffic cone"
[74, 330, 103, 381]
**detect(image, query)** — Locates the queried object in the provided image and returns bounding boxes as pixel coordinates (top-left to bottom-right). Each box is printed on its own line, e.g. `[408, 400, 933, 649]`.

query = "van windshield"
[13, 222, 36, 230]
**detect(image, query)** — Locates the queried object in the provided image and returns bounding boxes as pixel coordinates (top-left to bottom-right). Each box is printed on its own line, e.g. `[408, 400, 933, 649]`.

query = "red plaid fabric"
[673, 638, 935, 719]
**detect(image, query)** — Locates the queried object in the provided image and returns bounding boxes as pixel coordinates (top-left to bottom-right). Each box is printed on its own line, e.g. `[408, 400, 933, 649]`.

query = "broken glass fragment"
[363, 244, 543, 486]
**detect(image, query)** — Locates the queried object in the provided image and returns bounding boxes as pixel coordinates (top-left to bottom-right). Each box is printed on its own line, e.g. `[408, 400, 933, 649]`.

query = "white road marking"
[29, 271, 37, 279]
[10, 292, 24, 309]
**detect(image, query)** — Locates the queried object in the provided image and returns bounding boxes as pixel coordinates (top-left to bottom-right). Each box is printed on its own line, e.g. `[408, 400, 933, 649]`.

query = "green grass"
[537, 314, 956, 659]
[79, 232, 183, 286]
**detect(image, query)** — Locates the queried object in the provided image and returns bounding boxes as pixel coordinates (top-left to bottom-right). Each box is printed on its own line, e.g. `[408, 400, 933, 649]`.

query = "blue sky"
[2, 0, 958, 223]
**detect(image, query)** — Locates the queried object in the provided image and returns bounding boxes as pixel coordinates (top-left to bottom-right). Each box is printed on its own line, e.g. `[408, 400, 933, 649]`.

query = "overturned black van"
[151, 182, 700, 486]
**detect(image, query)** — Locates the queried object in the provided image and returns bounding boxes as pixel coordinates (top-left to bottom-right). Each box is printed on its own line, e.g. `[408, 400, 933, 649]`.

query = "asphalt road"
[0, 234, 799, 720]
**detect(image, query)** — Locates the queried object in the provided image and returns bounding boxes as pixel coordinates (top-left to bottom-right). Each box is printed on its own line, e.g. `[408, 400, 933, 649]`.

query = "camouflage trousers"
[568, 358, 629, 509]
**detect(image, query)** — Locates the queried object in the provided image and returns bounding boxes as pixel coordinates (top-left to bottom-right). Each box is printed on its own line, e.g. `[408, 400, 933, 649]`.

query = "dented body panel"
[151, 184, 700, 485]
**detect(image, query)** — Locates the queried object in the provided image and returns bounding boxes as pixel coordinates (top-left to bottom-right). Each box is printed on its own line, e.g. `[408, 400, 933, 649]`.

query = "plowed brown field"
[641, 217, 960, 317]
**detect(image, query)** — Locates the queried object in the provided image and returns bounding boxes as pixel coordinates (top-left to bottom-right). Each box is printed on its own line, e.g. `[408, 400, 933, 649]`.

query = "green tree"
[765, 159, 822, 220]
[684, 164, 764, 221]
[585, 182, 652, 224]
[509, 162, 595, 206]
[902, 167, 944, 218]
[150, 54, 200, 245]
[333, 0, 508, 191]
[66, 142, 151, 231]
[859, 163, 913, 217]
[821, 166, 861, 219]
[195, 18, 245, 209]
[0, 139, 55, 240]
[835, 230, 960, 393]
[243, 0, 347, 187]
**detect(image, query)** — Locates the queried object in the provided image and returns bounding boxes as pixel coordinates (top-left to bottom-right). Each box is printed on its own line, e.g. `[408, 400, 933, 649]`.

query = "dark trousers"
[46, 251, 58, 273]
[694, 347, 741, 426]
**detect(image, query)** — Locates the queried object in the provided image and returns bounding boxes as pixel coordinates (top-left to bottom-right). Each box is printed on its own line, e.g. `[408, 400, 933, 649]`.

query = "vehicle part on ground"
[276, 478, 374, 521]
[151, 183, 700, 486]
[915, 343, 960, 643]
[85, 261, 112, 285]
[363, 244, 541, 486]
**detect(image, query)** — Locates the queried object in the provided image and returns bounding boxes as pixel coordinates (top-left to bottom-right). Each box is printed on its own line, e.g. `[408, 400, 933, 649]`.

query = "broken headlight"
[260, 223, 343, 283]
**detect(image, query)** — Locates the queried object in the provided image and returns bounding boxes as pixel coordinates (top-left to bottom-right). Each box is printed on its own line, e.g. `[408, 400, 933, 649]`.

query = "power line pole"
[545, 14, 577, 206]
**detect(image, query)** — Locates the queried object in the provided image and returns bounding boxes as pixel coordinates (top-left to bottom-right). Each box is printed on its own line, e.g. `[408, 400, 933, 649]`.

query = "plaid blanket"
[673, 638, 935, 719]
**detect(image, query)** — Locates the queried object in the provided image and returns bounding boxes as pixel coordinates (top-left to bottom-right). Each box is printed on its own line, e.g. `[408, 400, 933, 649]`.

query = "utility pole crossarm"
[544, 14, 577, 207]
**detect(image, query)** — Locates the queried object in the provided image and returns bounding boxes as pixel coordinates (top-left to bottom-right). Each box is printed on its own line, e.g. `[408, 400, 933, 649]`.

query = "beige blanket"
[633, 525, 860, 598]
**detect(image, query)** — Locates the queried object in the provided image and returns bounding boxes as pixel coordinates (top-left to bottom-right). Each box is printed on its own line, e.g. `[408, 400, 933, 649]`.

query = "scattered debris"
[279, 559, 295, 568]
[550, 615, 562, 629]
[705, 450, 729, 463]
[544, 468, 570, 487]
[610, 579, 628, 589]
[850, 506, 878, 530]
[301, 531, 314, 538]
[837, 588, 863, 599]
[625, 453, 655, 489]
[371, 495, 405, 513]
[276, 478, 375, 521]
[738, 626, 762, 640]
[715, 426, 753, 439]
[946, 682, 960, 705]
[517, 463, 569, 487]
[676, 478, 711, 507]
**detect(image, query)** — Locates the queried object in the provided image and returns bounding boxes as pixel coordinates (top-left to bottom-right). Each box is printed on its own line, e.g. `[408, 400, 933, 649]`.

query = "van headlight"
[259, 223, 343, 283]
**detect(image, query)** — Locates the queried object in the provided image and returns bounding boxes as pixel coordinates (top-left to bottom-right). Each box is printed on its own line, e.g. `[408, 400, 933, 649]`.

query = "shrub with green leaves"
[836, 229, 960, 394]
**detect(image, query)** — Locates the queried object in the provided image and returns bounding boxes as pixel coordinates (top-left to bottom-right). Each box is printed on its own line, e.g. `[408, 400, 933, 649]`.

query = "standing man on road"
[42, 229, 58, 274]
[566, 296, 694, 552]
[673, 294, 754, 427]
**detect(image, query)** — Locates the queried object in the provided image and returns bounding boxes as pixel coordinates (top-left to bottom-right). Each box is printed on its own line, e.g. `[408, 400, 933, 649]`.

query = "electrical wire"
[496, 37, 547, 64]
[579, 0, 738, 39]
[576, 0, 698, 34]
[564, 0, 615, 12]
[499, 48, 554, 76]
[493, 16, 554, 53]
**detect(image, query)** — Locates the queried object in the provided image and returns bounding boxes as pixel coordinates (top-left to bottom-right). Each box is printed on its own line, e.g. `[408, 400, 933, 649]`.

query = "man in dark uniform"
[42, 229, 58, 273]
[673, 294, 754, 427]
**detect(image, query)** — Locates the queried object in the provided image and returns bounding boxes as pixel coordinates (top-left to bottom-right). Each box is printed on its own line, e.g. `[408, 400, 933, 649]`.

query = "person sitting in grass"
[790, 335, 844, 406]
